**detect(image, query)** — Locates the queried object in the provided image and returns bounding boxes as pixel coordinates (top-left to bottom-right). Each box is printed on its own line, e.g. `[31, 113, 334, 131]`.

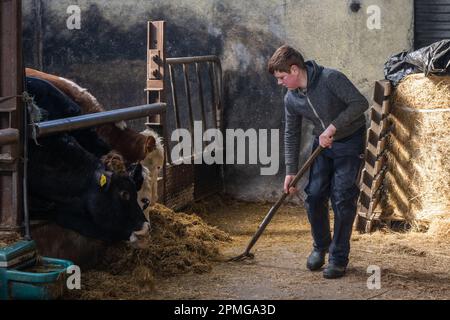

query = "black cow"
[26, 77, 149, 243]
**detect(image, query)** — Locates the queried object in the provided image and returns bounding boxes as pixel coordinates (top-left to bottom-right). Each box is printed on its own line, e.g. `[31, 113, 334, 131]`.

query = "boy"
[268, 45, 368, 278]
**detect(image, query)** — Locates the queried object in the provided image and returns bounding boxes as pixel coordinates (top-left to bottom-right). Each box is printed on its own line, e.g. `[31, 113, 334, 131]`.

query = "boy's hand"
[319, 124, 336, 148]
[284, 175, 297, 194]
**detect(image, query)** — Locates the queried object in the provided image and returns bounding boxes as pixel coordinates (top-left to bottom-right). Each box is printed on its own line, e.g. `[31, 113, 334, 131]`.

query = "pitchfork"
[228, 145, 323, 262]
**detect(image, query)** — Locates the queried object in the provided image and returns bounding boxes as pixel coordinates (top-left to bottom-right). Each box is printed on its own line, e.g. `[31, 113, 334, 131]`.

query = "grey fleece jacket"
[284, 60, 369, 175]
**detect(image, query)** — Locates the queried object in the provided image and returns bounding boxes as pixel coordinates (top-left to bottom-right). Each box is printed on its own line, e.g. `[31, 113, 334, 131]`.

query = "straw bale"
[393, 74, 450, 109]
[383, 74, 450, 226]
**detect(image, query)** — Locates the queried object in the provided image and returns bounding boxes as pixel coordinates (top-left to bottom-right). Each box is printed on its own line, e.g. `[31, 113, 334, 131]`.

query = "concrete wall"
[22, 0, 414, 202]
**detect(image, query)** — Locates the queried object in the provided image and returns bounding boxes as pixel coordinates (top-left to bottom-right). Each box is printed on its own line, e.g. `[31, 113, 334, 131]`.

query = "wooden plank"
[369, 120, 382, 136]
[372, 169, 385, 193]
[367, 135, 387, 156]
[370, 107, 382, 125]
[367, 143, 378, 157]
[373, 81, 385, 106]
[362, 169, 373, 188]
[365, 149, 377, 168]
[360, 167, 385, 197]
[371, 191, 381, 214]
[369, 118, 388, 136]
[359, 191, 371, 211]
[364, 153, 385, 177]
[374, 154, 386, 173]
[367, 128, 380, 148]
[365, 161, 377, 177]
[382, 80, 392, 98]
[361, 183, 372, 196]
[378, 135, 387, 153]
[382, 98, 391, 115]
[367, 200, 376, 216]
[372, 102, 382, 116]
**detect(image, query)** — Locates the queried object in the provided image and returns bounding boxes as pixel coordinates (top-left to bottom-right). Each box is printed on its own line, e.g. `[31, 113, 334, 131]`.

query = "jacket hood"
[305, 60, 324, 90]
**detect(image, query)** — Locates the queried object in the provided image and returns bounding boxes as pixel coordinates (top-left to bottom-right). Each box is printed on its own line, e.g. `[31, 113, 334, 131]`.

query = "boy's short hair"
[268, 45, 305, 74]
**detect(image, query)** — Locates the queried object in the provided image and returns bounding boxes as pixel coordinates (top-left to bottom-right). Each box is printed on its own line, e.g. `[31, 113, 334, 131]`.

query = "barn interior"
[1, 0, 449, 301]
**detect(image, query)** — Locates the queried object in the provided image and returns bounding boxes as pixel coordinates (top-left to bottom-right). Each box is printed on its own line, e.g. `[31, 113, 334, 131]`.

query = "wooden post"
[0, 0, 24, 233]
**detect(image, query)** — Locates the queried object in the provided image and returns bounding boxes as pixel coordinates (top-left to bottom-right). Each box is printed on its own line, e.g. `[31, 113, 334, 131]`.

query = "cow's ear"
[144, 136, 156, 154]
[95, 170, 112, 191]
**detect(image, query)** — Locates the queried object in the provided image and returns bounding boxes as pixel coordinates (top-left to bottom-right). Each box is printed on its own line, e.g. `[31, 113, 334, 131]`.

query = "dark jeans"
[304, 126, 365, 267]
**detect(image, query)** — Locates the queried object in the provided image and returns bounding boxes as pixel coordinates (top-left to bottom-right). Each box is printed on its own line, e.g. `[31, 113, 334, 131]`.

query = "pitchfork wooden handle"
[240, 146, 323, 255]
[287, 145, 324, 192]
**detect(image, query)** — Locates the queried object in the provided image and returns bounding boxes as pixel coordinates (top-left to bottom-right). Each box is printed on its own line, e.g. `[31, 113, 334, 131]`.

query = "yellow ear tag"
[100, 174, 107, 188]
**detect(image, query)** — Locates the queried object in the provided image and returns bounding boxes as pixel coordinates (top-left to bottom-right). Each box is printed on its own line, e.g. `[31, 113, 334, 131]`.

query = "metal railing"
[32, 103, 166, 138]
[166, 55, 223, 163]
[0, 103, 166, 146]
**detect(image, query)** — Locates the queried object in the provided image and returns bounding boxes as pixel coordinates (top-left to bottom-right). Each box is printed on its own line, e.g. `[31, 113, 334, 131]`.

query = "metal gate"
[146, 22, 224, 210]
[162, 56, 224, 209]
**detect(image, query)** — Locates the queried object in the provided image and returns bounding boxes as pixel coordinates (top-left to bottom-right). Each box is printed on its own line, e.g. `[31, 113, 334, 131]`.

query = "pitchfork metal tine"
[227, 251, 254, 262]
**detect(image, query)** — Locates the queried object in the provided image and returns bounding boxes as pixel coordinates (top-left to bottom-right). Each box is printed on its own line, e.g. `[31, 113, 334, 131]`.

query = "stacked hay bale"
[382, 74, 450, 228]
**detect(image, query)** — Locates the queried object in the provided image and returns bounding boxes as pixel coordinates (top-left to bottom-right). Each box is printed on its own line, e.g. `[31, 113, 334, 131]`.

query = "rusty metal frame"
[145, 20, 168, 206]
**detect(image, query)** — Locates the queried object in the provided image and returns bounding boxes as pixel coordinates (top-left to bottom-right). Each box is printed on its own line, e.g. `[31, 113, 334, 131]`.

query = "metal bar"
[216, 61, 224, 126]
[34, 103, 166, 138]
[167, 55, 219, 65]
[208, 62, 218, 129]
[195, 63, 207, 135]
[182, 64, 195, 140]
[0, 128, 19, 146]
[214, 60, 225, 193]
[169, 64, 181, 130]
[212, 62, 220, 128]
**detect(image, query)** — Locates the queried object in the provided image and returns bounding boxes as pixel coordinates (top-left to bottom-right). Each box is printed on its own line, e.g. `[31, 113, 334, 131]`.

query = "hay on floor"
[0, 232, 22, 249]
[69, 203, 231, 300]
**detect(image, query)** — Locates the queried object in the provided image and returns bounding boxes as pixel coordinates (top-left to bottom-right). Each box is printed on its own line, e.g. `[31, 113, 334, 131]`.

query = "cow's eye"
[119, 190, 130, 201]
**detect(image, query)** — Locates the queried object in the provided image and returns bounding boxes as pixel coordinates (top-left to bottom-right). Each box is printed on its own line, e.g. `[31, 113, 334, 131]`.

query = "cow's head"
[87, 170, 150, 244]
